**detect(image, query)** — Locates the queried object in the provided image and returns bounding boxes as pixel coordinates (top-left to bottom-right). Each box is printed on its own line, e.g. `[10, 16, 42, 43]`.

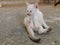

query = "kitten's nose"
[27, 13, 29, 15]
[27, 13, 30, 16]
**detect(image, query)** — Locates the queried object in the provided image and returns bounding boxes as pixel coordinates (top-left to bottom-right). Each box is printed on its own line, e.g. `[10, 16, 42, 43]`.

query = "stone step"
[0, 0, 22, 1]
[0, 0, 38, 7]
[0, 1, 25, 7]
[0, 0, 25, 5]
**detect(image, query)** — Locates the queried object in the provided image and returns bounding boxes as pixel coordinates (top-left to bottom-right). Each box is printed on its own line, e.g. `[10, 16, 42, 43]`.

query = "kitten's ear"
[34, 2, 38, 8]
[25, 1, 30, 6]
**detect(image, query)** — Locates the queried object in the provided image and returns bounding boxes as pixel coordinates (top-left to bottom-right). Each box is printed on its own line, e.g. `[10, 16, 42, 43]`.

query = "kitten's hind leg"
[38, 25, 48, 34]
[42, 20, 49, 28]
[24, 17, 41, 42]
[26, 26, 41, 42]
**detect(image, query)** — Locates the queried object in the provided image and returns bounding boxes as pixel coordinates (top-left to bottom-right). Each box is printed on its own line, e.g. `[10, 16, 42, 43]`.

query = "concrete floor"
[0, 5, 60, 45]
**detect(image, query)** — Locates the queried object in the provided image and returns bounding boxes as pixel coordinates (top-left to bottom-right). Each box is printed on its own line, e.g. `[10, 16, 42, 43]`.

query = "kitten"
[24, 2, 52, 42]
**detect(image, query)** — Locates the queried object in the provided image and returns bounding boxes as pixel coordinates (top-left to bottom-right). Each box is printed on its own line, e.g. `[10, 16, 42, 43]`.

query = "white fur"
[24, 2, 50, 40]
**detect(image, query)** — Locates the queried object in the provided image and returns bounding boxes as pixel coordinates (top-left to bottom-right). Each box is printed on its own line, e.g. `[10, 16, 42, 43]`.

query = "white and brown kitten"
[24, 2, 52, 42]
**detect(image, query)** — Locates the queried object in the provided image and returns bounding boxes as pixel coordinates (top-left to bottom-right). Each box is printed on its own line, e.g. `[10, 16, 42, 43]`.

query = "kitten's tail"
[28, 34, 41, 43]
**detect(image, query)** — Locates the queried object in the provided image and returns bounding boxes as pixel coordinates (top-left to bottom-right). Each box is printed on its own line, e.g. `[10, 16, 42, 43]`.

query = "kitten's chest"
[32, 14, 43, 26]
[34, 14, 43, 21]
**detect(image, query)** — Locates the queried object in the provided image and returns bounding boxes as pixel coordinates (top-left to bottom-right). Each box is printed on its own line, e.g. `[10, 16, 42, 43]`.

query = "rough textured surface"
[0, 5, 60, 45]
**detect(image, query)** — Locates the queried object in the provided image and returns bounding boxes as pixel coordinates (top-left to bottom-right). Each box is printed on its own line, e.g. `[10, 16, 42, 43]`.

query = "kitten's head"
[26, 2, 38, 16]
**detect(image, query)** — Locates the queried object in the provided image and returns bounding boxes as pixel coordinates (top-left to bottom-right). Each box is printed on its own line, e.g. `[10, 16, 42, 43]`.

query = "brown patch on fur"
[29, 36, 41, 43]
[46, 27, 52, 33]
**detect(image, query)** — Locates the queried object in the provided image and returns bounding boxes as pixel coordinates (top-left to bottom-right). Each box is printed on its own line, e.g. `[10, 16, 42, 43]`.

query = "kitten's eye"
[30, 11, 32, 12]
